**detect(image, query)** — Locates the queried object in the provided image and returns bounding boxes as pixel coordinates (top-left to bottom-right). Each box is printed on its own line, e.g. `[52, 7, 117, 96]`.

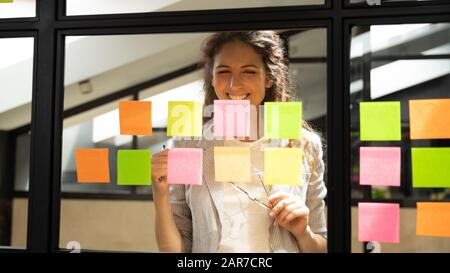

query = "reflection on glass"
[66, 0, 324, 16]
[350, 23, 450, 253]
[0, 37, 34, 248]
[0, 0, 35, 18]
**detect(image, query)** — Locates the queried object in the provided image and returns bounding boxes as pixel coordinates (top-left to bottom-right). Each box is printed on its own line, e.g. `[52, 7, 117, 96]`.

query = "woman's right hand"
[152, 148, 170, 199]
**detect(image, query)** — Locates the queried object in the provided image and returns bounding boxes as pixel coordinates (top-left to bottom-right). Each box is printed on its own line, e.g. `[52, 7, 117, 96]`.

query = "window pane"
[350, 0, 448, 5]
[289, 29, 326, 58]
[0, 37, 34, 248]
[66, 0, 324, 16]
[351, 23, 450, 58]
[61, 30, 328, 252]
[61, 99, 134, 194]
[350, 23, 450, 253]
[0, 0, 35, 19]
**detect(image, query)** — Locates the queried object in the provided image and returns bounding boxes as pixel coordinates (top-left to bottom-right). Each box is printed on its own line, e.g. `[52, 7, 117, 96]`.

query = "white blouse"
[218, 137, 272, 253]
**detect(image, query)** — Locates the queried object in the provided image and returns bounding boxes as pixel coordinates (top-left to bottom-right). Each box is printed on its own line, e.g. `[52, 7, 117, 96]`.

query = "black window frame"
[0, 0, 449, 253]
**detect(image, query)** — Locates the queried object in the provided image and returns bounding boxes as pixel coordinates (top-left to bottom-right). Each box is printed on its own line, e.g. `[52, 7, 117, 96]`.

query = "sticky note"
[119, 101, 152, 136]
[117, 150, 151, 186]
[214, 147, 251, 182]
[416, 202, 450, 238]
[167, 148, 203, 185]
[359, 102, 401, 141]
[412, 148, 450, 188]
[264, 148, 302, 186]
[213, 100, 251, 138]
[167, 101, 203, 137]
[75, 148, 110, 183]
[358, 203, 400, 243]
[359, 147, 401, 186]
[409, 99, 450, 140]
[264, 102, 302, 139]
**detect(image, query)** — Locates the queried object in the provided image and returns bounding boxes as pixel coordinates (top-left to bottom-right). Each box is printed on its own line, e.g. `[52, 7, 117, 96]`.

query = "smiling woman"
[152, 31, 328, 253]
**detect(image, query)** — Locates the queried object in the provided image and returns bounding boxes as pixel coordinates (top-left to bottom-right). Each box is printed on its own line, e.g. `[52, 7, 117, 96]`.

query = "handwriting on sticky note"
[358, 202, 400, 243]
[75, 148, 110, 183]
[119, 100, 152, 136]
[359, 101, 401, 141]
[416, 202, 450, 238]
[412, 147, 450, 188]
[359, 147, 401, 186]
[214, 147, 251, 182]
[167, 148, 203, 185]
[409, 99, 450, 140]
[264, 148, 302, 186]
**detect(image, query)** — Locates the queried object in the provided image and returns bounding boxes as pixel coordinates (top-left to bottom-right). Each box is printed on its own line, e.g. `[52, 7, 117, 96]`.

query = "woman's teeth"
[228, 94, 249, 100]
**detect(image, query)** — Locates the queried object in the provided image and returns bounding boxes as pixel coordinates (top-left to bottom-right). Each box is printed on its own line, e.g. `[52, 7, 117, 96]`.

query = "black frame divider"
[0, 0, 449, 253]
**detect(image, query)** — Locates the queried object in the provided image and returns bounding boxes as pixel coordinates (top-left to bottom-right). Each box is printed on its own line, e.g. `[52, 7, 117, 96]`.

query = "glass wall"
[350, 23, 450, 252]
[66, 0, 325, 16]
[0, 36, 34, 247]
[58, 29, 328, 252]
[0, 0, 35, 19]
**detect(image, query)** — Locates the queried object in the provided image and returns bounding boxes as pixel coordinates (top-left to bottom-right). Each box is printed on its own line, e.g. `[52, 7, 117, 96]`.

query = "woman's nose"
[228, 74, 243, 90]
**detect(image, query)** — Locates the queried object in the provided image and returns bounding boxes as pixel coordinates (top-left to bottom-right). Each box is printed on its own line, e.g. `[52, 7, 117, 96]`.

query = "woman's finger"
[269, 197, 295, 219]
[268, 192, 289, 207]
[279, 206, 309, 225]
[275, 202, 301, 225]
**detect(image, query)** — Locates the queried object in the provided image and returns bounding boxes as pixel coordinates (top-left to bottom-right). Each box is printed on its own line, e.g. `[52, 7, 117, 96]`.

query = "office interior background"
[0, 0, 449, 253]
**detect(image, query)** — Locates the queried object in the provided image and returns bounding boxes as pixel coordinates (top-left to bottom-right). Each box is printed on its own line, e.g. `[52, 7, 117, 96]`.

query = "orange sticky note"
[409, 99, 450, 140]
[75, 148, 110, 183]
[416, 202, 450, 238]
[119, 101, 152, 136]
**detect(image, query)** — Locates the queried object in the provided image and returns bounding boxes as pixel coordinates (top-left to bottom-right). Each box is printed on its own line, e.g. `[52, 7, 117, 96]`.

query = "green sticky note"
[412, 148, 450, 188]
[117, 150, 151, 186]
[0, 0, 13, 3]
[359, 101, 401, 141]
[264, 102, 302, 139]
[167, 101, 203, 137]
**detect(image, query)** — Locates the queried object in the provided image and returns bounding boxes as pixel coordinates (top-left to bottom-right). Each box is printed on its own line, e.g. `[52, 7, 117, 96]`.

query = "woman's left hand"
[268, 192, 310, 239]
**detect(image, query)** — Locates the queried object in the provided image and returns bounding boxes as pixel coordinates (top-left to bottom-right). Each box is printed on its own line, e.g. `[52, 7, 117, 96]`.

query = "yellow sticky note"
[214, 147, 251, 182]
[167, 101, 203, 137]
[264, 148, 302, 185]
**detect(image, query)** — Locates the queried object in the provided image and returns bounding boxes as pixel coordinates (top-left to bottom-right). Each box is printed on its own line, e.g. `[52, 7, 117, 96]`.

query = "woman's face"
[212, 41, 272, 106]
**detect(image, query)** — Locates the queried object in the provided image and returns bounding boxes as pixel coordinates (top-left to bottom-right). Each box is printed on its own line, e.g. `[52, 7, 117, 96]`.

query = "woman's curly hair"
[200, 31, 324, 175]
[201, 31, 293, 106]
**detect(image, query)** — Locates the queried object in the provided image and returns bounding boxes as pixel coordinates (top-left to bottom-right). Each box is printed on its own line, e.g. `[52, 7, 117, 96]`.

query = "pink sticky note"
[358, 203, 400, 243]
[213, 100, 251, 138]
[360, 147, 401, 186]
[167, 148, 203, 185]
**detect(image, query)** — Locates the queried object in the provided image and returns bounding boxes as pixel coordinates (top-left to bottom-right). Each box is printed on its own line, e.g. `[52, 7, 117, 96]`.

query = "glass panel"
[61, 30, 328, 252]
[0, 37, 34, 248]
[66, 0, 325, 16]
[61, 99, 134, 194]
[350, 23, 450, 253]
[351, 23, 450, 58]
[0, 0, 36, 19]
[289, 29, 326, 58]
[350, 0, 448, 5]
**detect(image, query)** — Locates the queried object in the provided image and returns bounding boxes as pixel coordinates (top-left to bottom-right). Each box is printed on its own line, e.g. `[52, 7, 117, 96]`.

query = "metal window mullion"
[27, 0, 59, 253]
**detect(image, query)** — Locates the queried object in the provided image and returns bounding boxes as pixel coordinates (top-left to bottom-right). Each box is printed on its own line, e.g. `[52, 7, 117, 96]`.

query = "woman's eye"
[243, 71, 256, 74]
[217, 70, 230, 74]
